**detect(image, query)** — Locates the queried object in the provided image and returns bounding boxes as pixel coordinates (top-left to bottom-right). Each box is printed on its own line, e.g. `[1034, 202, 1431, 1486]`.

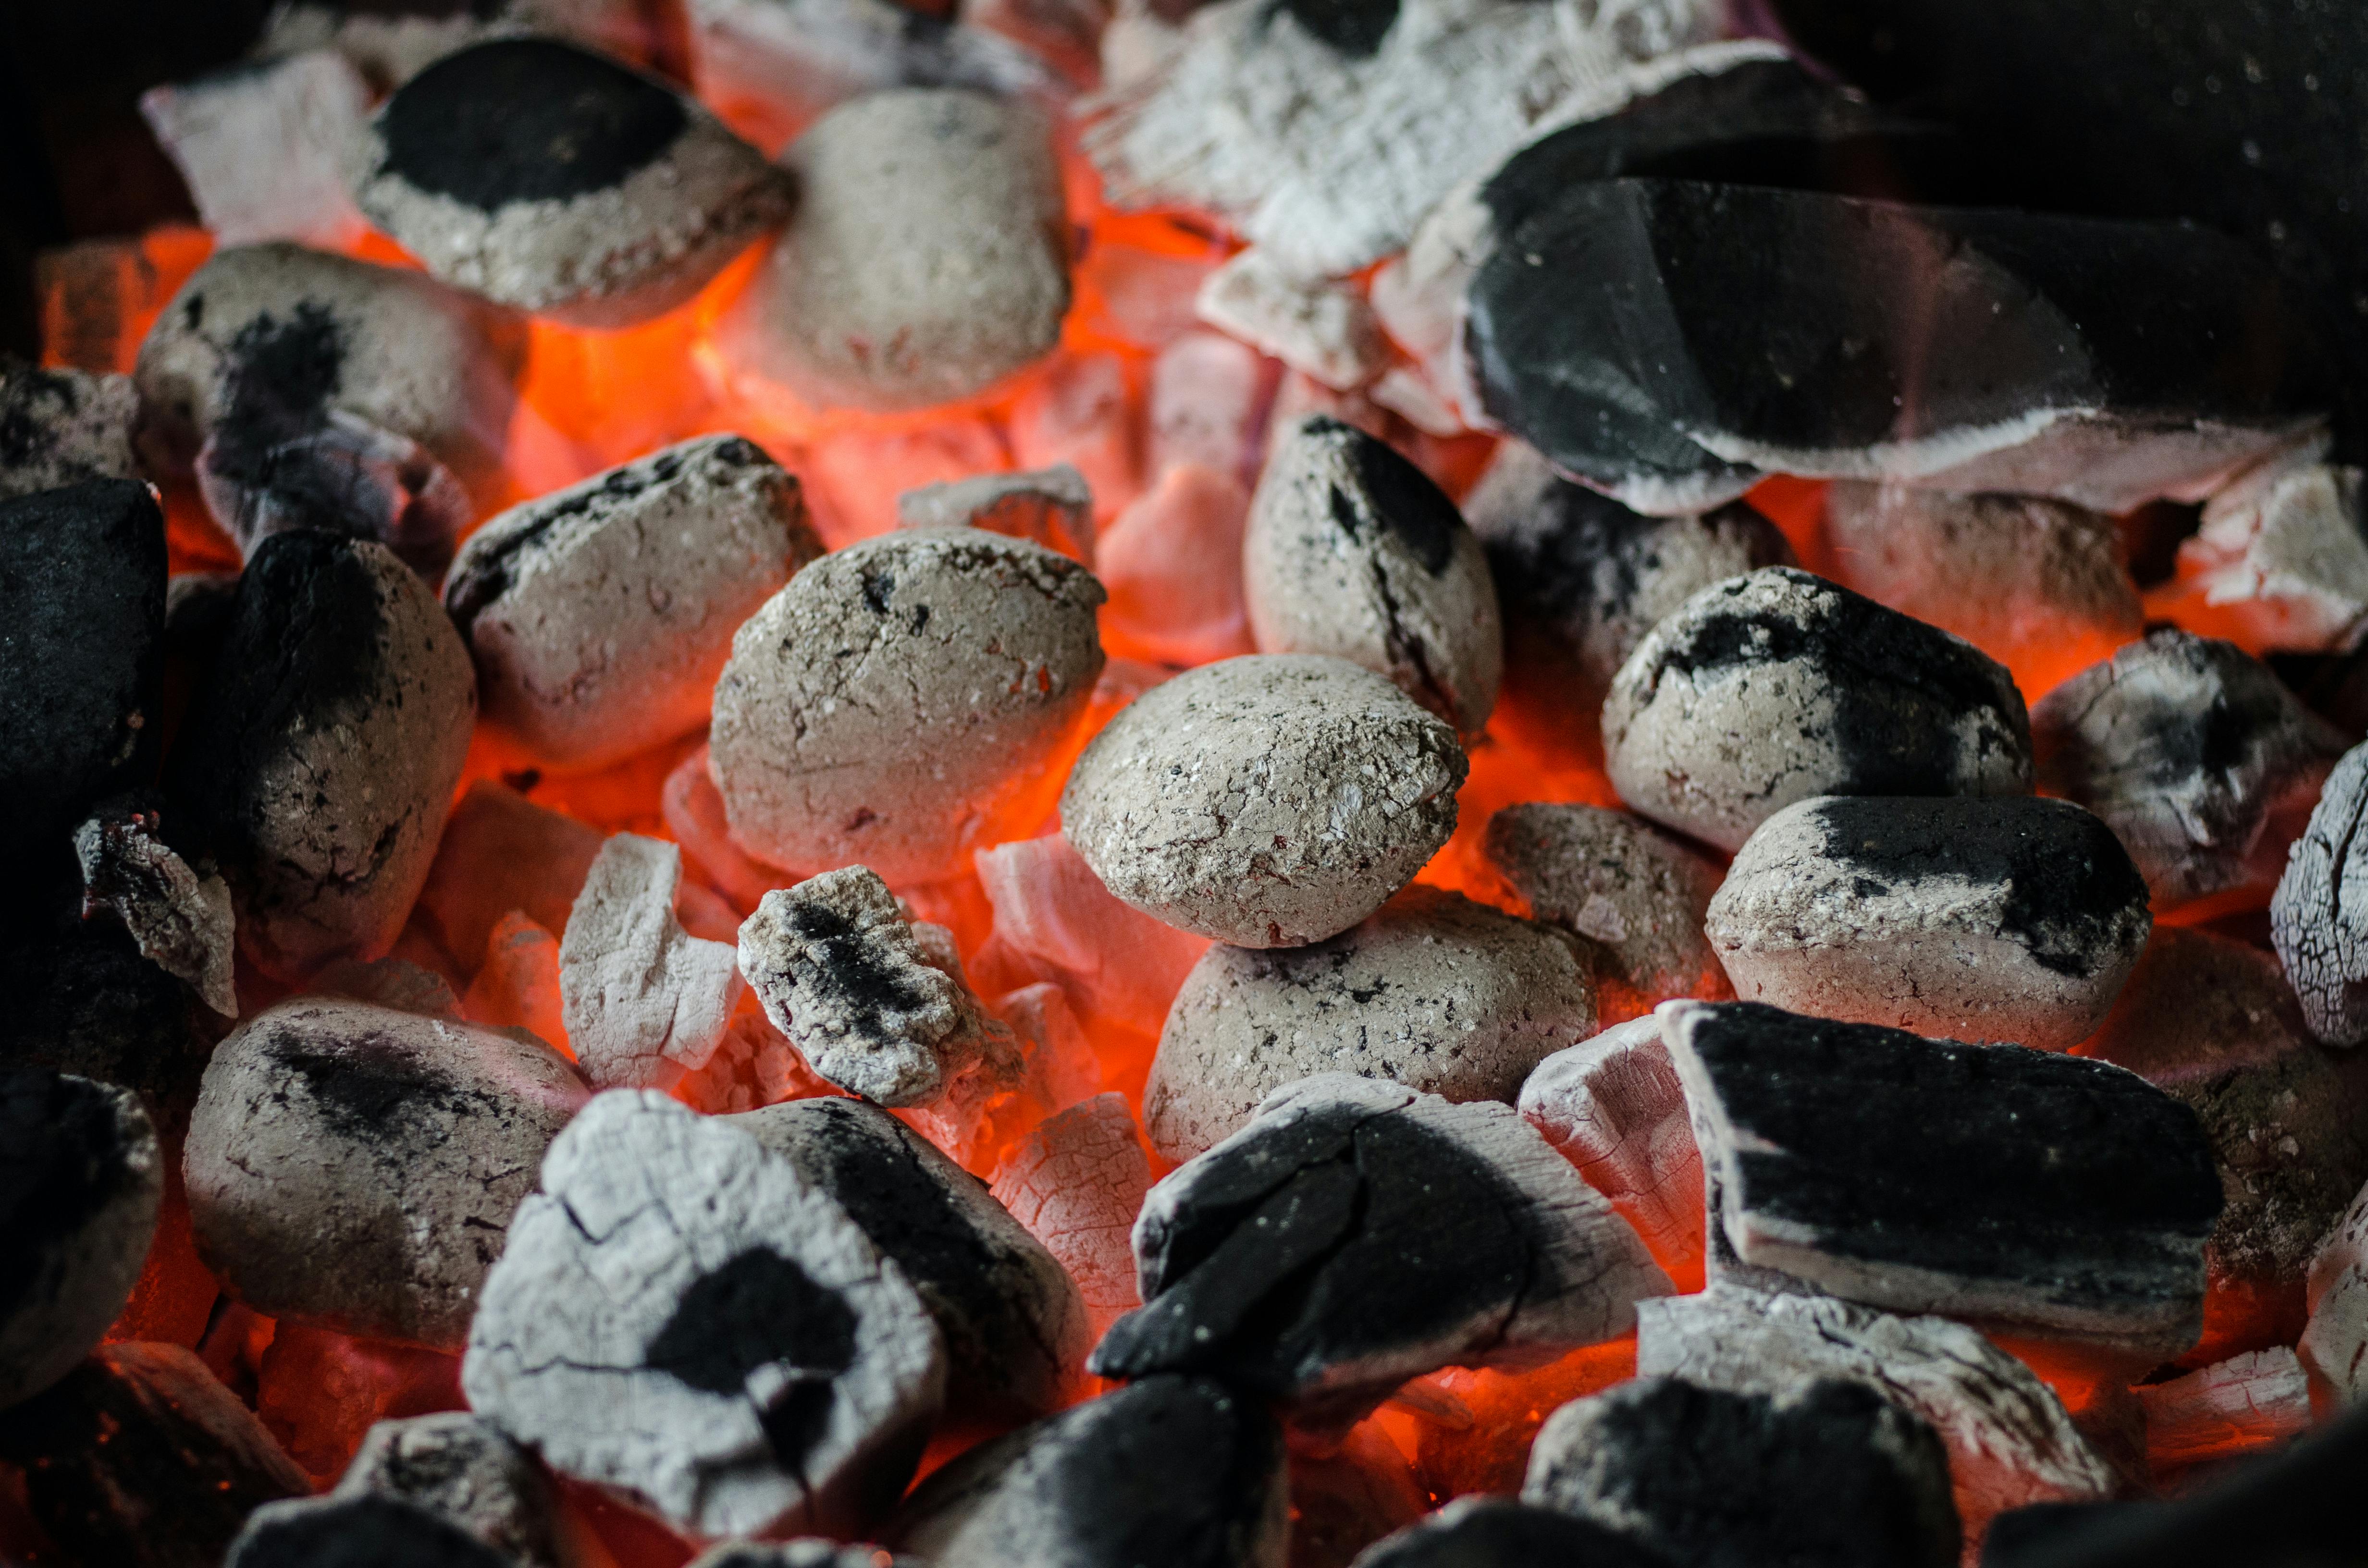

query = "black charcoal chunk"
[351, 39, 795, 327]
[330, 1411, 563, 1568]
[1603, 566, 2033, 851]
[0, 927, 217, 1132]
[227, 1493, 515, 1568]
[74, 799, 237, 1017]
[1523, 1376, 1961, 1568]
[1467, 180, 2329, 516]
[1349, 1496, 1677, 1568]
[2271, 739, 2368, 1047]
[167, 532, 476, 980]
[1091, 1075, 1668, 1436]
[0, 1342, 310, 1568]
[0, 362, 139, 500]
[729, 1096, 1090, 1421]
[1663, 1000, 2222, 1358]
[2036, 631, 2345, 908]
[0, 1069, 163, 1410]
[888, 1373, 1287, 1568]
[897, 464, 1095, 564]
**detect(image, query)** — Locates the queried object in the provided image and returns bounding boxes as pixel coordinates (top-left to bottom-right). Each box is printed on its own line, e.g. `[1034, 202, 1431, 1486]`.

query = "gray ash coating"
[0, 1069, 137, 1323]
[378, 39, 688, 210]
[1356, 1498, 1676, 1568]
[203, 304, 345, 495]
[229, 1494, 515, 1568]
[785, 903, 932, 1043]
[1313, 415, 1458, 574]
[645, 1247, 857, 1467]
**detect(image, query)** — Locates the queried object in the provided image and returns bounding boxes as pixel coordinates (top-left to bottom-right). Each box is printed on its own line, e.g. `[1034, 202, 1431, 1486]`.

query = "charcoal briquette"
[1603, 567, 2033, 851]
[74, 801, 236, 1018]
[329, 1411, 565, 1568]
[226, 1493, 516, 1568]
[990, 1092, 1153, 1327]
[2131, 1348, 2313, 1471]
[1517, 1016, 1703, 1281]
[2271, 738, 2368, 1046]
[1484, 802, 1726, 1005]
[559, 834, 743, 1090]
[0, 363, 139, 500]
[898, 464, 1096, 564]
[1348, 1496, 1677, 1568]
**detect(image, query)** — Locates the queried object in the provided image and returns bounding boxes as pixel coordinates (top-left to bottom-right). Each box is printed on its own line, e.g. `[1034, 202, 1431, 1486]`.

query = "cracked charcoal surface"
[731, 1095, 1090, 1421]
[1145, 884, 1594, 1162]
[1244, 415, 1501, 736]
[1603, 567, 2033, 852]
[330, 1411, 564, 1568]
[1663, 1001, 2221, 1357]
[990, 1092, 1153, 1323]
[1705, 795, 2152, 1050]
[1523, 1377, 1961, 1568]
[898, 464, 1096, 564]
[559, 834, 743, 1090]
[167, 533, 476, 981]
[718, 88, 1068, 411]
[712, 528, 1106, 884]
[185, 997, 587, 1349]
[1062, 655, 1465, 949]
[0, 363, 138, 500]
[888, 1373, 1288, 1568]
[0, 1069, 162, 1410]
[74, 801, 237, 1018]
[1484, 802, 1726, 1004]
[351, 39, 794, 326]
[1467, 179, 2330, 516]
[2270, 739, 2368, 1047]
[226, 1493, 516, 1568]
[1094, 1075, 1667, 1435]
[1351, 1496, 1678, 1568]
[463, 1091, 944, 1539]
[1517, 1017, 1704, 1283]
[2036, 630, 2345, 908]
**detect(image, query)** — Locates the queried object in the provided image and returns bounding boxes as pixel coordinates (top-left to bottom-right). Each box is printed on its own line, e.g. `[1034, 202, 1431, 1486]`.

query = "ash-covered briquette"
[898, 465, 1096, 564]
[990, 1092, 1153, 1325]
[2302, 1182, 2368, 1407]
[0, 479, 165, 902]
[0, 1342, 310, 1568]
[1523, 1377, 1961, 1568]
[1466, 179, 2329, 516]
[349, 38, 794, 327]
[887, 1373, 1288, 1568]
[167, 533, 476, 980]
[728, 1096, 1090, 1421]
[1662, 1001, 2220, 1357]
[1636, 1284, 2117, 1545]
[0, 1069, 162, 1410]
[1351, 1496, 1679, 1568]
[1517, 1017, 1703, 1281]
[1062, 655, 1465, 948]
[464, 1091, 945, 1539]
[1705, 795, 2152, 1050]
[0, 363, 138, 499]
[2271, 739, 2368, 1046]
[559, 834, 743, 1090]
[183, 997, 588, 1349]
[689, 1541, 925, 1568]
[226, 1494, 516, 1568]
[711, 528, 1106, 884]
[328, 1412, 564, 1568]
[1461, 442, 1794, 763]
[1092, 1076, 1669, 1436]
[1144, 886, 1593, 1162]
[1244, 415, 1502, 736]
[2035, 630, 2345, 908]
[1195, 249, 1388, 392]
[1484, 803, 1726, 1004]
[1603, 567, 2034, 852]
[74, 801, 236, 1018]
[717, 88, 1067, 412]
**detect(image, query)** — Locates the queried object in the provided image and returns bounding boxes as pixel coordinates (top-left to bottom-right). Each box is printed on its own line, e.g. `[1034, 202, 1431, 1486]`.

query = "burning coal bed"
[9, 2, 2368, 1566]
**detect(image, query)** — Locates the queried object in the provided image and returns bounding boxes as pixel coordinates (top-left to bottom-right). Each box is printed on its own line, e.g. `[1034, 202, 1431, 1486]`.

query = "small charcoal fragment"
[717, 88, 1067, 411]
[1705, 795, 2152, 1050]
[1145, 885, 1593, 1161]
[1062, 655, 1465, 948]
[2271, 739, 2368, 1046]
[226, 1493, 515, 1568]
[2302, 1182, 2368, 1406]
[990, 1092, 1153, 1328]
[0, 362, 139, 499]
[1093, 1075, 1669, 1435]
[1244, 415, 1501, 736]
[1517, 1017, 1703, 1283]
[1603, 567, 2034, 851]
[1484, 802, 1726, 1005]
[1523, 1376, 1961, 1568]
[349, 39, 795, 326]
[1350, 1496, 1677, 1568]
[2131, 1348, 2313, 1471]
[0, 1069, 163, 1410]
[74, 801, 236, 1017]
[711, 528, 1105, 883]
[1195, 248, 1387, 391]
[2035, 630, 2344, 907]
[730, 1096, 1090, 1420]
[168, 533, 476, 980]
[888, 1373, 1287, 1568]
[559, 834, 743, 1090]
[330, 1411, 564, 1568]
[1663, 1001, 2220, 1357]
[2159, 437, 2368, 654]
[898, 465, 1096, 564]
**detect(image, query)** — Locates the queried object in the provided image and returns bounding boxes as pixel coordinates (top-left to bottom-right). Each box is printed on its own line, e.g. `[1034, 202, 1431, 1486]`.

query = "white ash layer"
[1352, 1496, 1679, 1568]
[1195, 248, 1386, 391]
[74, 802, 237, 1018]
[560, 834, 745, 1091]
[1484, 803, 1725, 1004]
[1517, 1016, 1703, 1282]
[2271, 739, 2368, 1047]
[2165, 437, 2368, 653]
[0, 365, 139, 501]
[329, 1412, 566, 1568]
[990, 1092, 1152, 1324]
[140, 49, 373, 253]
[897, 464, 1095, 564]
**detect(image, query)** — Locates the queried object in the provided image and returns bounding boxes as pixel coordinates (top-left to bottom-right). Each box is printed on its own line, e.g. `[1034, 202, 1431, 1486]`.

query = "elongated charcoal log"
[899, 466, 1095, 564]
[74, 801, 237, 1018]
[0, 364, 138, 500]
[2270, 739, 2368, 1046]
[1349, 1496, 1677, 1568]
[1485, 803, 1726, 1004]
[560, 834, 742, 1090]
[1517, 1017, 1703, 1283]
[330, 1411, 564, 1568]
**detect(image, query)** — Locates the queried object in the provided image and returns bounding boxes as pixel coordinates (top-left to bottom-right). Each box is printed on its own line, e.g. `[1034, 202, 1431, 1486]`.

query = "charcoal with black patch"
[330, 1411, 563, 1568]
[226, 1493, 515, 1568]
[0, 363, 139, 501]
[1352, 1497, 1679, 1568]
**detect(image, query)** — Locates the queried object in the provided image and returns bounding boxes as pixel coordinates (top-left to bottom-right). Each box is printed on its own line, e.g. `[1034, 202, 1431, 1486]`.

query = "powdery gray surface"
[0, 365, 139, 500]
[446, 435, 822, 771]
[711, 528, 1106, 884]
[559, 834, 743, 1090]
[73, 804, 238, 1017]
[897, 465, 1094, 564]
[2303, 1181, 2368, 1406]
[1484, 802, 1725, 1003]
[185, 997, 588, 1349]
[2273, 739, 2368, 1046]
[1061, 654, 1465, 949]
[989, 1092, 1151, 1323]
[462, 1091, 946, 1539]
[330, 1413, 564, 1568]
[1517, 1016, 1702, 1283]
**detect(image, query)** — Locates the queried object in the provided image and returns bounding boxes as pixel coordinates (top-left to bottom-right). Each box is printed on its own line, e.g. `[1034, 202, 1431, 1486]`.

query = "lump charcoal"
[2301, 1180, 2368, 1407]
[1243, 415, 1502, 736]
[0, 363, 139, 500]
[1061, 655, 1464, 948]
[1289, 1424, 1428, 1568]
[2158, 434, 2368, 655]
[1522, 1376, 1961, 1568]
[2035, 630, 2344, 907]
[1662, 1001, 2221, 1357]
[2271, 739, 2368, 1046]
[729, 1096, 1090, 1420]
[1144, 885, 1593, 1162]
[1349, 1496, 1677, 1568]
[898, 464, 1096, 564]
[715, 89, 1067, 412]
[0, 1070, 163, 1410]
[973, 831, 1212, 1034]
[887, 1373, 1287, 1568]
[140, 49, 373, 253]
[1091, 1075, 1669, 1436]
[1484, 802, 1726, 1005]
[1704, 795, 2153, 1051]
[349, 39, 795, 327]
[1602, 566, 2033, 852]
[2131, 1348, 2313, 1472]
[710, 528, 1105, 883]
[1462, 441, 1794, 764]
[331, 1411, 564, 1568]
[1517, 1017, 1703, 1283]
[0, 1342, 310, 1568]
[74, 801, 236, 1018]
[1195, 249, 1387, 392]
[990, 1092, 1153, 1327]
[226, 1493, 515, 1568]
[166, 533, 475, 981]
[559, 834, 743, 1090]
